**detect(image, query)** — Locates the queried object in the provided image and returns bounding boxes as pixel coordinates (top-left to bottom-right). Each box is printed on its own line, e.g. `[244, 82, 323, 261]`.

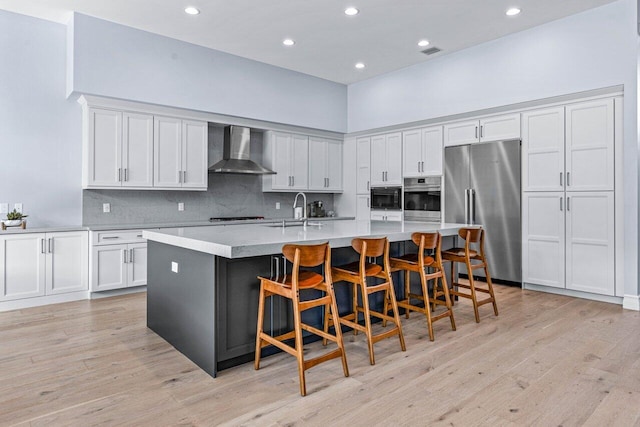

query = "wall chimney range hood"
[208, 126, 275, 175]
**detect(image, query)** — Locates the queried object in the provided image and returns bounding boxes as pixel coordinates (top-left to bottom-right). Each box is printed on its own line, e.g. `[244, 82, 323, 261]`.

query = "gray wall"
[0, 10, 82, 227]
[346, 0, 639, 297]
[69, 13, 347, 133]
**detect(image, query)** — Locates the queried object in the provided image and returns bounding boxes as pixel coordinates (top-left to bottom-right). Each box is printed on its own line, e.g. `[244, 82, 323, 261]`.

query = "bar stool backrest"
[411, 232, 442, 267]
[458, 227, 486, 259]
[282, 242, 331, 289]
[351, 237, 387, 258]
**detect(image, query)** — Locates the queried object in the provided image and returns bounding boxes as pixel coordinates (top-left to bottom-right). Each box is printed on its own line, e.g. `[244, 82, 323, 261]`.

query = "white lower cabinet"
[371, 210, 402, 222]
[0, 231, 88, 301]
[356, 195, 370, 221]
[90, 230, 147, 292]
[522, 192, 614, 296]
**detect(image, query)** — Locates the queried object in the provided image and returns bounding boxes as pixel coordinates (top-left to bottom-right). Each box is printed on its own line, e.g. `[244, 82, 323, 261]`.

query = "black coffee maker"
[307, 201, 325, 217]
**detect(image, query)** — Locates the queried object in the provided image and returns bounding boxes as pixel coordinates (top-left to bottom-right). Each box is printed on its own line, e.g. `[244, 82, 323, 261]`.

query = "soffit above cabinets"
[0, 0, 617, 84]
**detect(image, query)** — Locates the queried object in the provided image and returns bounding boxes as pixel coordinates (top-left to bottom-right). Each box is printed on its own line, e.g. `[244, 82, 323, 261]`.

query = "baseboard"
[623, 294, 640, 311]
[90, 286, 147, 299]
[0, 291, 90, 313]
[522, 283, 623, 306]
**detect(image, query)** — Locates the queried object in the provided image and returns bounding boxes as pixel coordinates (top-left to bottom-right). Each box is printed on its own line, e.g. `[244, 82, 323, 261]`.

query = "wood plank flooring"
[1, 285, 639, 426]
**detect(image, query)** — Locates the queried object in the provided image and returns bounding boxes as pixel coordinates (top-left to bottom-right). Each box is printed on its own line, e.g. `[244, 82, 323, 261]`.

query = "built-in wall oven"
[370, 186, 402, 211]
[403, 177, 441, 222]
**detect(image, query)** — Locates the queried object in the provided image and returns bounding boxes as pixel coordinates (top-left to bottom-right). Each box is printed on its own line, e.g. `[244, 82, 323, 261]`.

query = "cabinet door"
[87, 108, 122, 187]
[92, 244, 127, 291]
[356, 137, 371, 194]
[565, 192, 614, 295]
[307, 137, 327, 190]
[46, 232, 89, 295]
[480, 114, 521, 142]
[444, 120, 479, 147]
[370, 135, 387, 186]
[122, 112, 154, 188]
[385, 133, 403, 185]
[181, 120, 208, 189]
[154, 116, 182, 188]
[356, 195, 370, 221]
[370, 211, 386, 221]
[127, 243, 147, 287]
[270, 132, 293, 190]
[522, 107, 565, 192]
[0, 234, 46, 301]
[565, 99, 614, 191]
[326, 139, 343, 191]
[290, 134, 309, 190]
[402, 130, 422, 178]
[422, 126, 443, 176]
[522, 193, 565, 289]
[385, 211, 403, 222]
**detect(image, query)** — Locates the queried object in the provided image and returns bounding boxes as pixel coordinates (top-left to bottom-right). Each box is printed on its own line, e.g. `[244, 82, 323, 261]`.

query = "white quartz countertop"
[143, 220, 469, 258]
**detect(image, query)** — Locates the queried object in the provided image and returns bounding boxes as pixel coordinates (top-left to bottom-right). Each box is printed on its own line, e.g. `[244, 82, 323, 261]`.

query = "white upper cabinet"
[262, 132, 309, 191]
[82, 100, 207, 191]
[444, 114, 521, 147]
[85, 108, 122, 188]
[403, 126, 443, 177]
[356, 137, 371, 195]
[122, 112, 154, 188]
[308, 137, 343, 192]
[522, 107, 565, 192]
[154, 117, 208, 190]
[371, 132, 402, 186]
[565, 99, 614, 192]
[181, 120, 209, 189]
[522, 99, 614, 192]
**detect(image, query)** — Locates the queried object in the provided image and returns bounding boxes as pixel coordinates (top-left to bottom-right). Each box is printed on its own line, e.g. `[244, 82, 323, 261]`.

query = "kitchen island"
[142, 220, 468, 377]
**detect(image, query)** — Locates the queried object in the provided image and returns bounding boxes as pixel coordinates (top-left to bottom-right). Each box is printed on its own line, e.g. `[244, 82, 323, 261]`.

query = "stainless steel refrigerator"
[444, 139, 521, 284]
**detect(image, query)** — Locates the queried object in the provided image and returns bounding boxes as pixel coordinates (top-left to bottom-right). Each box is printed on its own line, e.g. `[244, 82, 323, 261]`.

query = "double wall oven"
[403, 177, 441, 222]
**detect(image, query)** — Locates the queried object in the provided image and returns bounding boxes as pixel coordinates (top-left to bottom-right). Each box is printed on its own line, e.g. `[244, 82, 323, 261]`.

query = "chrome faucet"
[293, 192, 307, 220]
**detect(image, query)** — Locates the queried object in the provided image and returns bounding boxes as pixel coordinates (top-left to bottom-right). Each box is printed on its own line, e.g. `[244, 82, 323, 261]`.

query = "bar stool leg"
[292, 296, 307, 396]
[484, 263, 499, 316]
[360, 282, 376, 365]
[352, 282, 359, 335]
[254, 283, 266, 370]
[404, 270, 411, 318]
[419, 269, 435, 342]
[466, 261, 481, 323]
[329, 284, 350, 378]
[388, 278, 406, 352]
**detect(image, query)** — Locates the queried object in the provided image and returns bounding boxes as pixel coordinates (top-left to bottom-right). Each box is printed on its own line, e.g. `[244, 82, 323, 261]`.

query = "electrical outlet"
[103, 203, 111, 213]
[14, 203, 22, 213]
[0, 203, 8, 214]
[276, 202, 280, 210]
[171, 261, 179, 273]
[178, 203, 184, 211]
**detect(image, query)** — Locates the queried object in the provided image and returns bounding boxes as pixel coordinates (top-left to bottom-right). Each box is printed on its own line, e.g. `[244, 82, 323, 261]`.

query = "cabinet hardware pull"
[48, 238, 53, 254]
[567, 172, 570, 186]
[124, 168, 128, 182]
[475, 126, 478, 139]
[421, 161, 424, 172]
[130, 249, 134, 263]
[382, 171, 385, 181]
[480, 125, 484, 138]
[118, 168, 122, 182]
[560, 172, 563, 186]
[418, 161, 421, 173]
[560, 197, 563, 211]
[103, 236, 119, 240]
[123, 249, 128, 264]
[367, 181, 370, 191]
[367, 197, 370, 208]
[136, 234, 143, 238]
[567, 196, 570, 211]
[41, 239, 46, 254]
[292, 176, 295, 186]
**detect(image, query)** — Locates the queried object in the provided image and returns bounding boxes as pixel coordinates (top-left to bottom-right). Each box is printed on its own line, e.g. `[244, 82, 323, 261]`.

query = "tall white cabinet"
[522, 98, 616, 296]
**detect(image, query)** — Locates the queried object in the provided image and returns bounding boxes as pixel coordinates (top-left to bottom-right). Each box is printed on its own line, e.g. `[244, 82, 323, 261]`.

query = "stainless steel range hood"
[208, 126, 275, 175]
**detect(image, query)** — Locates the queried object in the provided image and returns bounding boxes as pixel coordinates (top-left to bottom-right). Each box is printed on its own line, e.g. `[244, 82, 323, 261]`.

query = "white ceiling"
[0, 0, 618, 85]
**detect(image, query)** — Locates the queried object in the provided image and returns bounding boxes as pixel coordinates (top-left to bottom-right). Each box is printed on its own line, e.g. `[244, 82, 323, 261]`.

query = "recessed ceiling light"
[355, 62, 365, 69]
[344, 7, 359, 16]
[184, 6, 200, 15]
[418, 40, 430, 47]
[282, 39, 295, 46]
[506, 7, 521, 16]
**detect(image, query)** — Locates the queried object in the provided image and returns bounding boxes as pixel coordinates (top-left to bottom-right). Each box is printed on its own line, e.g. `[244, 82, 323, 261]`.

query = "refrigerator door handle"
[464, 188, 469, 224]
[469, 188, 476, 225]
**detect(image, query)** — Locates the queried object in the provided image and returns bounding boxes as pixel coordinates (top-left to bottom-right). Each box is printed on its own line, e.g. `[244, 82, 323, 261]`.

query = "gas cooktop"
[208, 216, 265, 222]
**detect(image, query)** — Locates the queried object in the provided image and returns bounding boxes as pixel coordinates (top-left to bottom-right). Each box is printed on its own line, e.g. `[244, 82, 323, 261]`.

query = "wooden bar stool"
[442, 227, 498, 323]
[330, 237, 406, 365]
[254, 242, 349, 396]
[389, 232, 456, 341]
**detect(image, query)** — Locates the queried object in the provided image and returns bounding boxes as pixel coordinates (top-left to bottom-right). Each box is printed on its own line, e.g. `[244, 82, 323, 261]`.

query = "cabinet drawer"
[93, 230, 145, 245]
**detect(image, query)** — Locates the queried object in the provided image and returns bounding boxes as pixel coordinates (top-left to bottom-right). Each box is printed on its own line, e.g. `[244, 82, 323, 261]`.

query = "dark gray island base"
[144, 221, 466, 377]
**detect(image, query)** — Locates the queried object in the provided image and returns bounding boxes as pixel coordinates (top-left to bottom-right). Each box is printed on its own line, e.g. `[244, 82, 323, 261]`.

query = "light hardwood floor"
[1, 285, 639, 426]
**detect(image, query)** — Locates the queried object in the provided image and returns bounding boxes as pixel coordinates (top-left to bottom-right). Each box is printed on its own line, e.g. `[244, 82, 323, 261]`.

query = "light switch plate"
[178, 203, 184, 211]
[171, 261, 179, 273]
[276, 202, 280, 210]
[103, 203, 111, 213]
[0, 203, 8, 214]
[14, 203, 22, 213]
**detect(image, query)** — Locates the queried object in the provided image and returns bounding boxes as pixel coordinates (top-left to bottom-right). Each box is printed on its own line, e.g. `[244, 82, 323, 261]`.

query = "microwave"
[371, 187, 402, 210]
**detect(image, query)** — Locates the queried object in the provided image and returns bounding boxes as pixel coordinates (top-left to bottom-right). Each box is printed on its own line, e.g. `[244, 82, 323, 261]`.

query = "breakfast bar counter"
[142, 220, 468, 378]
